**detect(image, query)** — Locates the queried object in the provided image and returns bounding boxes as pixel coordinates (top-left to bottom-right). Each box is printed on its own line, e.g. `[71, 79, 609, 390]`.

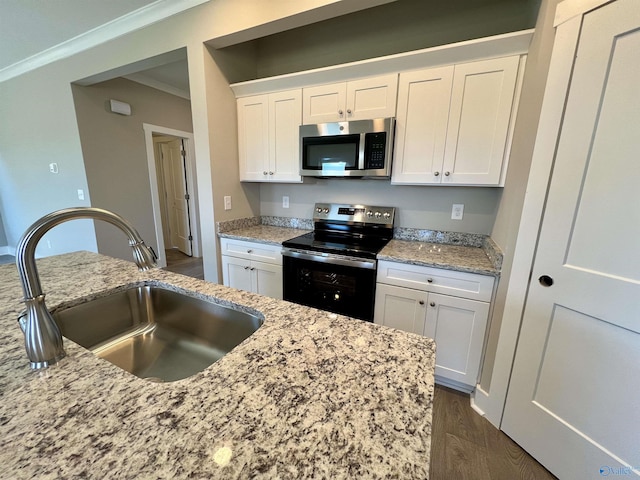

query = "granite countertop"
[378, 239, 499, 276]
[219, 224, 499, 276]
[218, 225, 310, 246]
[0, 252, 435, 479]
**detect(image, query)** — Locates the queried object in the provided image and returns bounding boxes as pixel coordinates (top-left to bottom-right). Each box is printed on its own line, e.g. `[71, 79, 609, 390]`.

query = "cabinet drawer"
[220, 238, 282, 264]
[377, 260, 494, 302]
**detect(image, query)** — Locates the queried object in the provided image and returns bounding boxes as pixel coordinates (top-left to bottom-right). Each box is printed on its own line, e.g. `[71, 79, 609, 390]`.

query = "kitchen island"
[0, 252, 435, 479]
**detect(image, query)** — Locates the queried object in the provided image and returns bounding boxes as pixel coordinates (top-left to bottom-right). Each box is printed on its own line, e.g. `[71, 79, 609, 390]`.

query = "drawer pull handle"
[244, 266, 250, 270]
[247, 249, 253, 254]
[250, 267, 255, 271]
[427, 278, 433, 283]
[429, 302, 436, 307]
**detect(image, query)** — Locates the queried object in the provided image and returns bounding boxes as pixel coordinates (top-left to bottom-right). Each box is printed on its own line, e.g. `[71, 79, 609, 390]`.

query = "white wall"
[262, 181, 501, 233]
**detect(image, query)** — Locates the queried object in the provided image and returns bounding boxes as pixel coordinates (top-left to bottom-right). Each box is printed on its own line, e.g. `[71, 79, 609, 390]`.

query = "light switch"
[77, 189, 85, 200]
[282, 196, 290, 209]
[49, 163, 58, 174]
[224, 196, 232, 210]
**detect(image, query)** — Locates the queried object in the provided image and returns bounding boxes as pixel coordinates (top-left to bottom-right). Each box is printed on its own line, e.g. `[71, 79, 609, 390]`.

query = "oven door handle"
[282, 248, 377, 270]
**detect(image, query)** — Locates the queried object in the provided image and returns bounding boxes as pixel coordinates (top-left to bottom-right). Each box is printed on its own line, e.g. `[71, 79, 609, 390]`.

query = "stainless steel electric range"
[282, 203, 395, 322]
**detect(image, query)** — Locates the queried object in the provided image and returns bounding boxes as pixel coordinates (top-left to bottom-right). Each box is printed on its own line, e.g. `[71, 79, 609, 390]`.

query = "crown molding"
[0, 0, 208, 83]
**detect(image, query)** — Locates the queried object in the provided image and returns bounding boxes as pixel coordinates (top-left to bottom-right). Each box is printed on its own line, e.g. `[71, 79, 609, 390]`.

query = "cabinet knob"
[347, 109, 352, 115]
[539, 275, 554, 287]
[444, 171, 450, 176]
[430, 302, 436, 307]
[427, 278, 433, 283]
[263, 171, 268, 175]
[250, 267, 256, 271]
[269, 171, 274, 175]
[247, 249, 253, 253]
[434, 171, 440, 177]
[419, 300, 425, 306]
[244, 266, 250, 270]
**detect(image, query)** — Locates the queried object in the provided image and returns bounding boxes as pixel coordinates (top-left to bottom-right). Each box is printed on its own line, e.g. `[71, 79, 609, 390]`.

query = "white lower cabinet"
[374, 261, 494, 392]
[220, 238, 283, 299]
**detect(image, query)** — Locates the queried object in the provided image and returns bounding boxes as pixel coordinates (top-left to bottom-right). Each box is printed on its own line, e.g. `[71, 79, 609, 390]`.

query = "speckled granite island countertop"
[0, 252, 435, 479]
[378, 239, 500, 276]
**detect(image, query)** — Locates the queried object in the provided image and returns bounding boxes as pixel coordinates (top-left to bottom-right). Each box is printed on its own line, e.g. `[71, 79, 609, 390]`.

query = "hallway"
[162, 248, 203, 279]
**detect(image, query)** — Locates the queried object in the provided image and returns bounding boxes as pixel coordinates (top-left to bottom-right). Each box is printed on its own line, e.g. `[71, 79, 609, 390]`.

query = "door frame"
[143, 123, 200, 268]
[472, 0, 614, 426]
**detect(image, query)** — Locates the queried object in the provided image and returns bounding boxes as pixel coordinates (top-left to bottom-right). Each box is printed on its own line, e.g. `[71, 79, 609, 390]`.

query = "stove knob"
[375, 211, 382, 218]
[383, 212, 391, 219]
[366, 211, 373, 217]
[316, 207, 323, 213]
[323, 208, 329, 214]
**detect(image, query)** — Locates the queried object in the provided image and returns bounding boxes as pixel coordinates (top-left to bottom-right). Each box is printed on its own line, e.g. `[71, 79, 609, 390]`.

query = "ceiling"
[0, 0, 158, 71]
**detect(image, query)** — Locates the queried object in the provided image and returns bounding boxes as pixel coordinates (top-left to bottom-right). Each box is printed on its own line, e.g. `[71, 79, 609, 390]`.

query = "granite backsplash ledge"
[217, 217, 503, 272]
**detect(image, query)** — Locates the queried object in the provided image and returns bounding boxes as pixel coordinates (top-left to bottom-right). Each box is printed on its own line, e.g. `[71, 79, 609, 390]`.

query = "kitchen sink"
[53, 285, 263, 382]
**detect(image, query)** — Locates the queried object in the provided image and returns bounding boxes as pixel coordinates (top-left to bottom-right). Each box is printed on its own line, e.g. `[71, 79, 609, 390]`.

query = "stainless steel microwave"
[299, 117, 394, 178]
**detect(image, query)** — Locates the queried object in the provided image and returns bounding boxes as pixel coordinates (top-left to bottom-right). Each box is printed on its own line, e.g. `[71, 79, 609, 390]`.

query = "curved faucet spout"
[16, 207, 158, 370]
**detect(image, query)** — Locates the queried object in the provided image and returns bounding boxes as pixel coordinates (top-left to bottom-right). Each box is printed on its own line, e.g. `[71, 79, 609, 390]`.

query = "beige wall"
[479, 0, 561, 390]
[0, 0, 379, 278]
[72, 77, 193, 261]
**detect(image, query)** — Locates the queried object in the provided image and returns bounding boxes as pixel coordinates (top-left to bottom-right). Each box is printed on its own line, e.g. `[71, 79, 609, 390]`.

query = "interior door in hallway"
[502, 1, 640, 478]
[165, 139, 192, 256]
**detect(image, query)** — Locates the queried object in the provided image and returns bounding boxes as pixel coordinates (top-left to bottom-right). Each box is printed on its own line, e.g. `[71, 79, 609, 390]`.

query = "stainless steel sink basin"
[53, 285, 263, 382]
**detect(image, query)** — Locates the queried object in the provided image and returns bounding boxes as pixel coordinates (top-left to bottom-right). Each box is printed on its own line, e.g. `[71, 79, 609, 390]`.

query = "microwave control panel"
[364, 132, 387, 169]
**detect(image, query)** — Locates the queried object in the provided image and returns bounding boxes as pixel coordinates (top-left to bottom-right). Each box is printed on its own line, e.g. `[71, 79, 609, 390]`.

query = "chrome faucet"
[16, 207, 157, 370]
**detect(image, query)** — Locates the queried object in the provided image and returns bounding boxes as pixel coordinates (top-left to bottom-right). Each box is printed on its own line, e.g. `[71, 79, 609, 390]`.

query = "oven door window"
[283, 255, 376, 321]
[302, 134, 359, 172]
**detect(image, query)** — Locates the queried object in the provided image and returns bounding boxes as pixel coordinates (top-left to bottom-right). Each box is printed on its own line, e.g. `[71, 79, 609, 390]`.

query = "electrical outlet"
[451, 204, 464, 220]
[49, 163, 58, 174]
[224, 196, 232, 210]
[77, 189, 85, 200]
[282, 196, 290, 208]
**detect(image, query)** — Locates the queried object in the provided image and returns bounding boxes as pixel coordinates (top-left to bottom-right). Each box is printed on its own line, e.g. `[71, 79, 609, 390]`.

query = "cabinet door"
[424, 293, 490, 387]
[237, 95, 269, 182]
[221, 255, 253, 292]
[373, 283, 428, 335]
[345, 74, 398, 121]
[302, 82, 347, 124]
[252, 260, 283, 300]
[269, 90, 302, 183]
[392, 66, 454, 184]
[442, 56, 520, 185]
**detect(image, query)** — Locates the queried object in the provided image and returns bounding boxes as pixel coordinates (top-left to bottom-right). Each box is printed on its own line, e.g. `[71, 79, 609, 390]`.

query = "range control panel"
[313, 203, 395, 226]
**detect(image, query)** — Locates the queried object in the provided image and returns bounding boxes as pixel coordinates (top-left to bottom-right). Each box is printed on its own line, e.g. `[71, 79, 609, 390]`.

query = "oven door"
[282, 249, 376, 322]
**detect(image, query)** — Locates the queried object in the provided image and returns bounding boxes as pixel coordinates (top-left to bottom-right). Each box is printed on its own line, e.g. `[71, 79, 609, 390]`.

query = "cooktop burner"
[282, 203, 396, 259]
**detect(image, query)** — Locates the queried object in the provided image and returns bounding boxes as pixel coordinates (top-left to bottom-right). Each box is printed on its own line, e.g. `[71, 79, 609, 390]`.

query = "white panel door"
[269, 90, 302, 183]
[442, 56, 519, 185]
[237, 95, 269, 181]
[373, 284, 428, 335]
[252, 261, 283, 300]
[502, 2, 640, 478]
[221, 256, 253, 293]
[302, 82, 346, 124]
[392, 66, 453, 184]
[166, 139, 192, 256]
[345, 74, 398, 121]
[424, 293, 489, 387]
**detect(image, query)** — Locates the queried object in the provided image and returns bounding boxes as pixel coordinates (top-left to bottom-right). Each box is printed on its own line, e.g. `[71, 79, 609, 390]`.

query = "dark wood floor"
[162, 249, 204, 279]
[431, 385, 556, 480]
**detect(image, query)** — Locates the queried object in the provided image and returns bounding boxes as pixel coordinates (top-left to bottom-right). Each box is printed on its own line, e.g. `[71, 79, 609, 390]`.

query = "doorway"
[144, 124, 201, 269]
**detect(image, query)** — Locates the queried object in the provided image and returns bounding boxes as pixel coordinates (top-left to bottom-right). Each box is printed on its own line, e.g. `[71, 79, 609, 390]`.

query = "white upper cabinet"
[302, 74, 398, 124]
[238, 89, 302, 183]
[392, 55, 521, 186]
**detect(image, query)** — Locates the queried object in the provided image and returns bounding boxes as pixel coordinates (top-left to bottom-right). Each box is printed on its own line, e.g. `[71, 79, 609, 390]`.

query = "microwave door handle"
[358, 133, 366, 170]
